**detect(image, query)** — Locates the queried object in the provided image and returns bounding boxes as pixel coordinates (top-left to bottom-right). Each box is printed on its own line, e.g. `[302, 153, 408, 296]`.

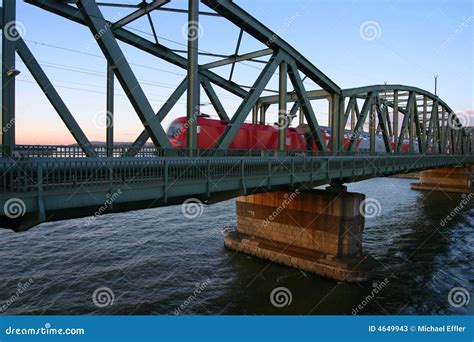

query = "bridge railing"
[1, 154, 470, 195]
[0, 157, 307, 194]
[0, 144, 459, 160]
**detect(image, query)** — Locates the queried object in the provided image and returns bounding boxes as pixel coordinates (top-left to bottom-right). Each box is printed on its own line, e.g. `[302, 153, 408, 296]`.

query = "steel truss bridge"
[0, 0, 473, 231]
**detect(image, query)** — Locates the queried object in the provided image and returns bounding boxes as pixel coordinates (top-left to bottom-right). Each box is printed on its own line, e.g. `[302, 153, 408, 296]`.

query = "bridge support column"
[224, 189, 375, 282]
[411, 165, 474, 193]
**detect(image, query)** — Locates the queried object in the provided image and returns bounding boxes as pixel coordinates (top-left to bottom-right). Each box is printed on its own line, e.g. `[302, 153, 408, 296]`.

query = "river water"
[0, 178, 472, 315]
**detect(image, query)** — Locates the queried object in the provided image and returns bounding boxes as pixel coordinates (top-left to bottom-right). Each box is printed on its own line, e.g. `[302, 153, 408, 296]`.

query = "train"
[167, 115, 413, 153]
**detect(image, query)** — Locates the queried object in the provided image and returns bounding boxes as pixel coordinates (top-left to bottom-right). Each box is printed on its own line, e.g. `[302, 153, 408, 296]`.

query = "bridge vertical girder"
[413, 99, 424, 153]
[393, 90, 399, 144]
[106, 63, 114, 158]
[1, 0, 16, 157]
[369, 100, 376, 154]
[409, 93, 415, 153]
[186, 0, 200, 154]
[330, 94, 343, 153]
[278, 61, 288, 152]
[422, 96, 428, 146]
[440, 107, 447, 151]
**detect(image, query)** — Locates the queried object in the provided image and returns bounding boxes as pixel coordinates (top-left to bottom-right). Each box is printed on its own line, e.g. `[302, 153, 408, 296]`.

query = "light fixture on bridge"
[6, 68, 21, 78]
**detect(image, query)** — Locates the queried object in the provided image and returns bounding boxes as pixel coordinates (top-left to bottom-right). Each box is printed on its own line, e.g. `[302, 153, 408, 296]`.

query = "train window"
[167, 122, 183, 137]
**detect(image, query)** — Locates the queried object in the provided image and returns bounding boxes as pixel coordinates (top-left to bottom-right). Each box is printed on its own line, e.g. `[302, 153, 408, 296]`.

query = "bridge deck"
[1, 153, 473, 231]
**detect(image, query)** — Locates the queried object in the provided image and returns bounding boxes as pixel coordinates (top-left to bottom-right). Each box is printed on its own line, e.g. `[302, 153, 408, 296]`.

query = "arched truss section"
[1, 0, 472, 157]
[258, 84, 473, 155]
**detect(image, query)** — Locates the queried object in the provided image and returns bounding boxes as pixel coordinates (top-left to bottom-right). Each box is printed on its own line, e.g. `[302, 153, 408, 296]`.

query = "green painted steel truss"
[0, 1, 473, 231]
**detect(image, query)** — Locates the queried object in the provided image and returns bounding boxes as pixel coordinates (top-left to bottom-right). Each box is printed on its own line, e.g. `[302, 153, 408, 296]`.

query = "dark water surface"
[1, 178, 473, 315]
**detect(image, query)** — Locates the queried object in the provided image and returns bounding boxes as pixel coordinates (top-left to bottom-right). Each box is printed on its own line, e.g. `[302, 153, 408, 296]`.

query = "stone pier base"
[224, 189, 375, 282]
[411, 165, 473, 193]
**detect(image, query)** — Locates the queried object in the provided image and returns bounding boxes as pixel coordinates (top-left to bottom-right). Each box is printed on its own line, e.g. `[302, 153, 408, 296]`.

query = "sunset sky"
[9, 0, 474, 145]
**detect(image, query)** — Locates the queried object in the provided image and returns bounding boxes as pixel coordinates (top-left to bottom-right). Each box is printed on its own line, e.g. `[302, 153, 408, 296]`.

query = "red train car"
[167, 116, 360, 152]
[168, 116, 306, 150]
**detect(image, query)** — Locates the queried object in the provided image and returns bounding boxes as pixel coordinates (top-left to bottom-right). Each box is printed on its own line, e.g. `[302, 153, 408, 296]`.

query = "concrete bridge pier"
[411, 164, 474, 193]
[224, 188, 375, 282]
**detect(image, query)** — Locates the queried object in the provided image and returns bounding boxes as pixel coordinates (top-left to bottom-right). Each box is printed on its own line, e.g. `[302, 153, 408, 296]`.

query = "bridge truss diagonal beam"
[348, 92, 375, 152]
[76, 0, 170, 148]
[201, 77, 230, 121]
[374, 97, 392, 153]
[127, 77, 189, 157]
[396, 92, 415, 153]
[16, 38, 97, 157]
[112, 0, 170, 29]
[287, 61, 328, 153]
[201, 48, 273, 70]
[215, 52, 283, 150]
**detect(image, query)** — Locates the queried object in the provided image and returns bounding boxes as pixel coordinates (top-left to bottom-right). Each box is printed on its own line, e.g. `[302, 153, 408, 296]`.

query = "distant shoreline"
[390, 173, 420, 179]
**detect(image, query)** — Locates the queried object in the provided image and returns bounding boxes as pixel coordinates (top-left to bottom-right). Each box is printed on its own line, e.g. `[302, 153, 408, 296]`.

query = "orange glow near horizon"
[14, 111, 474, 146]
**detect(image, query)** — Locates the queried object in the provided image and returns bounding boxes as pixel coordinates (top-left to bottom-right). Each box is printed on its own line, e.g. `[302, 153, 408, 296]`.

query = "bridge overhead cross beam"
[25, 0, 249, 99]
[201, 0, 341, 95]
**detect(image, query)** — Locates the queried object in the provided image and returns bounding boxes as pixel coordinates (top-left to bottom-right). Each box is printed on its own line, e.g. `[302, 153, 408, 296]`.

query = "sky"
[8, 0, 474, 144]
